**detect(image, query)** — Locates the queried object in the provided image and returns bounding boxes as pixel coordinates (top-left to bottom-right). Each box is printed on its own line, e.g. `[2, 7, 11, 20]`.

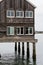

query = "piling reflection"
[0, 58, 36, 65]
[13, 58, 36, 65]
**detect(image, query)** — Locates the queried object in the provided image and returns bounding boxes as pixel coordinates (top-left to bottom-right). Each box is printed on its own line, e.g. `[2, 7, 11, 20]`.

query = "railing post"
[18, 42, 20, 55]
[27, 42, 30, 59]
[22, 42, 24, 59]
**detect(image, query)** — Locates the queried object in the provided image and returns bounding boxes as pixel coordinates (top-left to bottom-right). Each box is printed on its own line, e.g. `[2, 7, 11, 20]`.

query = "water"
[0, 34, 43, 65]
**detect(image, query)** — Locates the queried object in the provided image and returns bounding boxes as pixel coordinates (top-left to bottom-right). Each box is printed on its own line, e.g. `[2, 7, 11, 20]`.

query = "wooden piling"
[18, 42, 20, 55]
[0, 54, 1, 58]
[22, 42, 24, 59]
[27, 42, 30, 59]
[33, 43, 36, 61]
[15, 42, 17, 52]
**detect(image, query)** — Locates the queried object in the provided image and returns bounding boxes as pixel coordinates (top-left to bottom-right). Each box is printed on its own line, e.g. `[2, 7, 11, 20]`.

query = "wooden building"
[0, 0, 37, 60]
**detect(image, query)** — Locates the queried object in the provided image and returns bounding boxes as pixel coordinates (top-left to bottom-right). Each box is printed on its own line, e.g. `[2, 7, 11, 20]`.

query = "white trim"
[25, 27, 33, 35]
[7, 26, 14, 35]
[25, 11, 33, 18]
[16, 26, 24, 35]
[6, 10, 15, 18]
[16, 11, 24, 18]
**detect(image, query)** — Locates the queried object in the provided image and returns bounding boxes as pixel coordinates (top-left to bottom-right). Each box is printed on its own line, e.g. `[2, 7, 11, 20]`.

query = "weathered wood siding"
[0, 0, 35, 38]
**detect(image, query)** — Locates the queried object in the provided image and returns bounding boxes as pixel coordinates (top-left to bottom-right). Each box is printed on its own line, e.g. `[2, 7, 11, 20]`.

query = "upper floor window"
[25, 11, 33, 18]
[7, 10, 15, 18]
[7, 26, 14, 35]
[16, 11, 24, 18]
[25, 27, 33, 35]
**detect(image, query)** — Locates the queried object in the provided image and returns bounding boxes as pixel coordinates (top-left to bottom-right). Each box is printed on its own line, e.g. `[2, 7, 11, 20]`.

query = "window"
[7, 26, 14, 35]
[25, 27, 33, 35]
[16, 11, 24, 18]
[16, 27, 24, 35]
[7, 10, 15, 18]
[25, 11, 33, 18]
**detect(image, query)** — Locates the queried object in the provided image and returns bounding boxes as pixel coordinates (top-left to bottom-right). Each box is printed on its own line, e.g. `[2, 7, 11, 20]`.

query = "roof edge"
[26, 0, 36, 8]
[0, 0, 3, 3]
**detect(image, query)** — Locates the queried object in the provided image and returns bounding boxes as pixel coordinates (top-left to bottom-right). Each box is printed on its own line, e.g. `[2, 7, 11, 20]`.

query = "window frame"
[25, 27, 33, 35]
[7, 26, 14, 35]
[16, 26, 24, 35]
[6, 10, 15, 18]
[25, 11, 33, 18]
[16, 10, 24, 18]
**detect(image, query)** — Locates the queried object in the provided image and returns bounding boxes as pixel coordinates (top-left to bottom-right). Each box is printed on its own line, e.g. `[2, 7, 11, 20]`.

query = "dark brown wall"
[0, 0, 35, 37]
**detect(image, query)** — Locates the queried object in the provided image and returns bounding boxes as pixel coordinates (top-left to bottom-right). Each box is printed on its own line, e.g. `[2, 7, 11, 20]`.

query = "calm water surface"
[0, 34, 43, 65]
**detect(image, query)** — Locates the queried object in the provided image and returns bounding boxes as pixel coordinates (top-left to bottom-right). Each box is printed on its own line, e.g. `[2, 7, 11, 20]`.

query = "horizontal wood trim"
[0, 36, 37, 43]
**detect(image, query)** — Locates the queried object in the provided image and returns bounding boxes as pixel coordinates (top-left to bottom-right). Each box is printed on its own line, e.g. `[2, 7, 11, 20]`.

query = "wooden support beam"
[18, 42, 20, 55]
[27, 42, 30, 59]
[22, 42, 24, 59]
[32, 43, 36, 61]
[0, 37, 37, 43]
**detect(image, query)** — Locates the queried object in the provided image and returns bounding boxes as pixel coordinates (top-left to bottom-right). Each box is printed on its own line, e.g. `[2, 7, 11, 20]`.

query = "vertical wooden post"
[27, 42, 30, 59]
[33, 43, 36, 61]
[18, 42, 20, 55]
[22, 42, 24, 59]
[15, 42, 17, 53]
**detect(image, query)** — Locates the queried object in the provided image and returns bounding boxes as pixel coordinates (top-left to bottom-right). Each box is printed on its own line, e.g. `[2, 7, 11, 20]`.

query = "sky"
[28, 0, 43, 31]
[0, 0, 43, 55]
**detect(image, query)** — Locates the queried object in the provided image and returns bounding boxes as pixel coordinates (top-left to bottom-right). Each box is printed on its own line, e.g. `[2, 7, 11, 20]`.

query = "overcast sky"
[28, 0, 43, 31]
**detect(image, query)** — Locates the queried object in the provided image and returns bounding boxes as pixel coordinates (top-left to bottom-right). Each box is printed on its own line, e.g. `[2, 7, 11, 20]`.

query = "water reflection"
[0, 57, 36, 65]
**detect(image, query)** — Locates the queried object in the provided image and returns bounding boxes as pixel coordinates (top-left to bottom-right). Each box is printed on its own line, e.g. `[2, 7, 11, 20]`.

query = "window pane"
[20, 12, 23, 16]
[30, 28, 32, 34]
[25, 27, 28, 34]
[11, 11, 13, 16]
[30, 12, 33, 17]
[10, 27, 14, 35]
[8, 11, 10, 16]
[7, 27, 10, 34]
[16, 28, 20, 34]
[16, 12, 19, 16]
[21, 27, 23, 34]
[27, 12, 29, 17]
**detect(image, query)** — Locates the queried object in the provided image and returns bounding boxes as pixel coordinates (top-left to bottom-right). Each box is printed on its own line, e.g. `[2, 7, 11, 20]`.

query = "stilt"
[15, 42, 17, 53]
[27, 42, 30, 59]
[33, 43, 36, 61]
[18, 42, 20, 55]
[22, 42, 24, 59]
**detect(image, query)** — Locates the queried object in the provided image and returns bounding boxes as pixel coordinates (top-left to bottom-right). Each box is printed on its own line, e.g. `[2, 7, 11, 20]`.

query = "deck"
[0, 36, 37, 43]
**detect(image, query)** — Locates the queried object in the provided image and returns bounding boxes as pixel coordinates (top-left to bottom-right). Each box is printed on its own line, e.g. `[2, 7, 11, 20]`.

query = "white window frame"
[7, 26, 14, 35]
[6, 10, 15, 18]
[16, 11, 24, 18]
[25, 11, 33, 18]
[25, 27, 33, 35]
[16, 27, 24, 35]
